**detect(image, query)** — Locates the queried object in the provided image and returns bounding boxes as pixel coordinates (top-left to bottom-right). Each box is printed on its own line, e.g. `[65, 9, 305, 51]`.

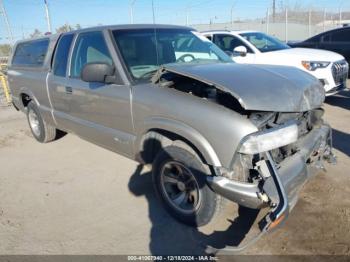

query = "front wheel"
[26, 101, 57, 143]
[152, 145, 222, 227]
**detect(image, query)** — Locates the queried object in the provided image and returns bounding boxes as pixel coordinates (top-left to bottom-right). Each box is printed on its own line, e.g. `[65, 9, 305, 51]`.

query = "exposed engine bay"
[156, 72, 246, 113]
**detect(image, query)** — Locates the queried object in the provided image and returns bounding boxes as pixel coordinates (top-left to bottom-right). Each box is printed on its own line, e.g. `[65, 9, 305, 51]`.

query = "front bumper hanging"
[206, 124, 335, 252]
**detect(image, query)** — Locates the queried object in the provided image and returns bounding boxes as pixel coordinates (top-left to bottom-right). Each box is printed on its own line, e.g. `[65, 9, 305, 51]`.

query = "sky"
[1, 0, 350, 44]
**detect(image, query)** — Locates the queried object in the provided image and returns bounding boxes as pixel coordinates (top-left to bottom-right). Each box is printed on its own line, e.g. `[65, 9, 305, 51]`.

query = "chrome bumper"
[207, 124, 333, 231]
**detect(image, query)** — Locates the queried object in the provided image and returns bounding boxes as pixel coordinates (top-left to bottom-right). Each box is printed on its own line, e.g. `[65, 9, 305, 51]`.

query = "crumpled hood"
[156, 63, 325, 112]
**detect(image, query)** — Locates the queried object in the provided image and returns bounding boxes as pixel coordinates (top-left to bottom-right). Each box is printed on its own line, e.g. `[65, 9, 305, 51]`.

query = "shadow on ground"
[325, 90, 350, 110]
[128, 164, 260, 255]
[325, 90, 350, 156]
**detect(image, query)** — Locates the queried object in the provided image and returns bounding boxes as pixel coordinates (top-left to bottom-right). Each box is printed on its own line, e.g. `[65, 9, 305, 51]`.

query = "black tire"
[26, 101, 57, 143]
[152, 145, 222, 227]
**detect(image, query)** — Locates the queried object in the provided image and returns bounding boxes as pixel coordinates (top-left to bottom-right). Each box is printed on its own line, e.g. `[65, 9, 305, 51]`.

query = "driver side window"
[213, 34, 252, 53]
[70, 31, 113, 78]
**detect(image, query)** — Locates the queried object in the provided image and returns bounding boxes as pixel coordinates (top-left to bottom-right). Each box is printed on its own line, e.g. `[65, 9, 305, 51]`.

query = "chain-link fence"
[192, 8, 349, 42]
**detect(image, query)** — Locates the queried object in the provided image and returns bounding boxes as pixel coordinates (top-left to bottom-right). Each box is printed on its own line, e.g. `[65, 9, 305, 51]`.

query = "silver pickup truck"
[7, 24, 335, 246]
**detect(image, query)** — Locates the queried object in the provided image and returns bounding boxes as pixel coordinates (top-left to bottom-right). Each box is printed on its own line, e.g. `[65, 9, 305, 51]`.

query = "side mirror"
[81, 63, 115, 83]
[233, 46, 247, 57]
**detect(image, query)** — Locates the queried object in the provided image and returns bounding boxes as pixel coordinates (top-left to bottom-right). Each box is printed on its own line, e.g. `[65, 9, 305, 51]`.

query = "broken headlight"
[239, 123, 298, 154]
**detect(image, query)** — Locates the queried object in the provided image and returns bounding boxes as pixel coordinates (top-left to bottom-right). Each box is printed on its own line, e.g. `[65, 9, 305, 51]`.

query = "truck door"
[47, 33, 74, 130]
[65, 30, 134, 156]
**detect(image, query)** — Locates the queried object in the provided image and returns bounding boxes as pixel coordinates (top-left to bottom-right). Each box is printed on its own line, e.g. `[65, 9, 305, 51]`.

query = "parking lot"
[0, 88, 349, 255]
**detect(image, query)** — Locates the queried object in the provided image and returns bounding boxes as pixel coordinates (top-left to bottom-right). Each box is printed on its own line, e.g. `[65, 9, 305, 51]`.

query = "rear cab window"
[12, 38, 50, 67]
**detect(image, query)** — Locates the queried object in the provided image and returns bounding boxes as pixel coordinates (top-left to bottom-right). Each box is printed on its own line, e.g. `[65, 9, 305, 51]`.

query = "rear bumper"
[207, 123, 333, 230]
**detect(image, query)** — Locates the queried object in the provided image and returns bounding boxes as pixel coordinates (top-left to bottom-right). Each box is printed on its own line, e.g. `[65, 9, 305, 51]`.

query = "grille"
[269, 110, 324, 164]
[332, 60, 349, 86]
[275, 110, 322, 137]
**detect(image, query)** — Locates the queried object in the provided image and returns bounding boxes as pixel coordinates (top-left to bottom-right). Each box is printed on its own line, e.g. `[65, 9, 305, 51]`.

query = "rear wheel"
[152, 145, 222, 227]
[26, 101, 57, 143]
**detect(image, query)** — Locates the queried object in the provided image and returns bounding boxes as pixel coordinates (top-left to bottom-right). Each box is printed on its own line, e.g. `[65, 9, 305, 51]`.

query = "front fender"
[137, 117, 222, 167]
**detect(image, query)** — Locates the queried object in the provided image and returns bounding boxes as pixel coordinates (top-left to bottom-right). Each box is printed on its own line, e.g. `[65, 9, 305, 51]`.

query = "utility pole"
[151, 0, 155, 24]
[185, 0, 192, 26]
[272, 0, 276, 23]
[129, 0, 136, 24]
[186, 5, 189, 26]
[308, 9, 311, 37]
[0, 0, 14, 44]
[266, 8, 269, 34]
[338, 0, 344, 26]
[323, 8, 326, 32]
[330, 14, 333, 26]
[285, 7, 288, 42]
[44, 0, 52, 33]
[21, 25, 24, 39]
[230, 2, 236, 29]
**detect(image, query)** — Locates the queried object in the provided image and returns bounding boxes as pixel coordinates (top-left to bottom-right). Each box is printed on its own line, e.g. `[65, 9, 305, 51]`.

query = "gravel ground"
[0, 89, 349, 256]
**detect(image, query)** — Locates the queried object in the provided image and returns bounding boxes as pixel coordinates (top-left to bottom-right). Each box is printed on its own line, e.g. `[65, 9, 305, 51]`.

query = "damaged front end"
[152, 63, 335, 245]
[208, 110, 336, 235]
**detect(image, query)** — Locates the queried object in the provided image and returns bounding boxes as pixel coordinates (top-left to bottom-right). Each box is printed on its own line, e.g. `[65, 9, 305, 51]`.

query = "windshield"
[112, 28, 232, 80]
[240, 32, 290, 53]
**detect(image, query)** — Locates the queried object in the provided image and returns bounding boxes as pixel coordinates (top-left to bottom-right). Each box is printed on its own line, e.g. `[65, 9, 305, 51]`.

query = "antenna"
[151, 0, 156, 24]
[151, 0, 158, 67]
[44, 0, 52, 33]
[129, 0, 137, 24]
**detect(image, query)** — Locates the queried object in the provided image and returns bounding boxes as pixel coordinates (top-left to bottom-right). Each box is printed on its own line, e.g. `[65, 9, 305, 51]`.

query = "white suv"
[202, 30, 349, 95]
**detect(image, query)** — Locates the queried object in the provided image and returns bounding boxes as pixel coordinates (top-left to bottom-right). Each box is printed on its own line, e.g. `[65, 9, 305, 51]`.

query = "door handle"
[65, 86, 73, 94]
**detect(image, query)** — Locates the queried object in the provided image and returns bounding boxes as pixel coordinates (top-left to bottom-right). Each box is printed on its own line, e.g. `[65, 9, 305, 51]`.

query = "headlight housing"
[302, 61, 330, 71]
[239, 123, 298, 154]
